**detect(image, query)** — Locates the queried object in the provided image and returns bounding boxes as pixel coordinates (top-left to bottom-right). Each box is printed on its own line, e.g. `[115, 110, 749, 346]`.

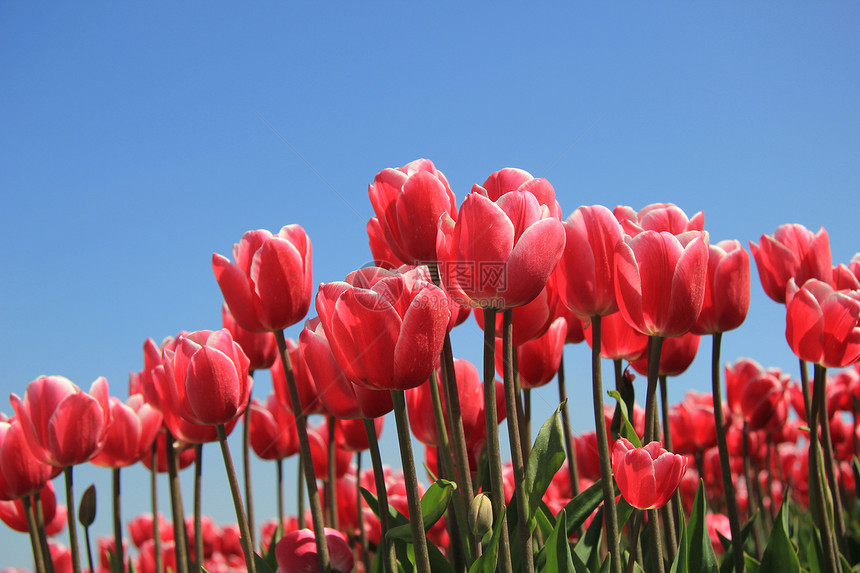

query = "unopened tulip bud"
[470, 493, 493, 538]
[78, 484, 97, 527]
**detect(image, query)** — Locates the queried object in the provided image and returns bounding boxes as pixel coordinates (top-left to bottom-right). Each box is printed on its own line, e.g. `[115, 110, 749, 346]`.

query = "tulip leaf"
[386, 479, 456, 541]
[670, 494, 688, 573]
[253, 550, 278, 573]
[526, 403, 567, 525]
[260, 522, 282, 572]
[687, 479, 718, 573]
[608, 390, 641, 448]
[853, 456, 860, 499]
[536, 502, 556, 541]
[561, 479, 607, 539]
[539, 509, 580, 573]
[468, 507, 506, 573]
[573, 505, 604, 571]
[759, 501, 800, 573]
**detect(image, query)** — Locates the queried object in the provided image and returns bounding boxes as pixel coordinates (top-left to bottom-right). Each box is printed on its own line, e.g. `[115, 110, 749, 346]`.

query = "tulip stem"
[166, 431, 190, 573]
[482, 308, 513, 573]
[557, 355, 581, 498]
[216, 424, 257, 573]
[23, 495, 46, 573]
[643, 336, 664, 443]
[502, 309, 534, 572]
[818, 383, 848, 555]
[297, 457, 305, 530]
[327, 416, 339, 531]
[150, 442, 163, 573]
[363, 417, 396, 573]
[34, 493, 55, 573]
[657, 375, 678, 561]
[710, 333, 745, 573]
[390, 389, 432, 573]
[277, 458, 285, 530]
[194, 445, 203, 573]
[243, 389, 256, 548]
[112, 468, 124, 573]
[356, 451, 371, 573]
[589, 315, 623, 573]
[63, 466, 82, 573]
[741, 422, 763, 557]
[275, 329, 331, 573]
[809, 365, 840, 573]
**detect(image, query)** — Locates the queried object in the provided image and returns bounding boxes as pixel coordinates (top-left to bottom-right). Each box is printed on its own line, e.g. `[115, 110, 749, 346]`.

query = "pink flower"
[750, 223, 832, 304]
[275, 528, 354, 573]
[785, 279, 860, 368]
[611, 438, 687, 510]
[692, 240, 751, 334]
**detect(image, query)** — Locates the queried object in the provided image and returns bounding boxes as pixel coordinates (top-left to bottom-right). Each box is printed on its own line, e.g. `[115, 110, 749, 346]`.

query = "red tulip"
[478, 168, 563, 219]
[212, 225, 313, 332]
[0, 482, 59, 533]
[630, 332, 701, 377]
[706, 513, 732, 555]
[614, 230, 709, 337]
[495, 317, 567, 389]
[785, 278, 860, 368]
[160, 329, 252, 426]
[248, 393, 299, 461]
[91, 394, 162, 468]
[275, 528, 354, 573]
[547, 269, 586, 344]
[668, 392, 717, 456]
[557, 205, 624, 319]
[332, 416, 383, 452]
[367, 216, 407, 270]
[611, 437, 687, 510]
[724, 358, 768, 417]
[271, 336, 325, 416]
[583, 311, 648, 361]
[10, 376, 112, 468]
[127, 513, 172, 549]
[614, 203, 704, 237]
[316, 267, 449, 391]
[437, 186, 565, 309]
[368, 158, 458, 265]
[833, 253, 860, 290]
[750, 223, 832, 304]
[740, 371, 790, 431]
[692, 240, 751, 334]
[141, 431, 196, 472]
[0, 418, 60, 500]
[221, 304, 278, 372]
[473, 285, 555, 345]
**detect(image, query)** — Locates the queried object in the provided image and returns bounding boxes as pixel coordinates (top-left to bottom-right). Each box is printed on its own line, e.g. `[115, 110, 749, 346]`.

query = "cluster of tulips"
[2, 158, 860, 573]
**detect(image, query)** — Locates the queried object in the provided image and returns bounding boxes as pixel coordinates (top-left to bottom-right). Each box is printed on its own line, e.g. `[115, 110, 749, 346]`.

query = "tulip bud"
[469, 493, 493, 538]
[78, 484, 97, 527]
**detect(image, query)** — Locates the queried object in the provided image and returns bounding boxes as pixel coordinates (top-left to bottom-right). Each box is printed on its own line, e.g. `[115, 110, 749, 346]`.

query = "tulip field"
[2, 158, 859, 573]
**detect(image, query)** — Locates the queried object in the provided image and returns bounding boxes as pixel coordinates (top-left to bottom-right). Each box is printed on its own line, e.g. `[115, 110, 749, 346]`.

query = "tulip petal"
[503, 217, 565, 308]
[393, 286, 448, 389]
[47, 393, 106, 466]
[212, 254, 266, 332]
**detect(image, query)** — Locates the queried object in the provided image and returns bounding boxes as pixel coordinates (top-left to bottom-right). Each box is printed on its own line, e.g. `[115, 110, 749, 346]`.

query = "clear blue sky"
[2, 3, 858, 569]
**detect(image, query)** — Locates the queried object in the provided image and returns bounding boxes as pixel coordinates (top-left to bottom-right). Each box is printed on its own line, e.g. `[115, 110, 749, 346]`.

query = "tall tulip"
[692, 240, 750, 335]
[750, 223, 832, 304]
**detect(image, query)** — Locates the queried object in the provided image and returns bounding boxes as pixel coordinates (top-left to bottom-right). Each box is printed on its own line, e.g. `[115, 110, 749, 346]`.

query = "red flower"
[614, 230, 710, 337]
[437, 184, 565, 309]
[495, 317, 567, 389]
[740, 371, 790, 431]
[270, 336, 324, 416]
[212, 226, 313, 332]
[160, 329, 252, 426]
[750, 223, 832, 304]
[833, 253, 860, 290]
[692, 240, 751, 334]
[0, 418, 60, 500]
[10, 376, 112, 468]
[368, 158, 458, 265]
[614, 203, 704, 237]
[91, 394, 162, 469]
[473, 285, 555, 345]
[785, 278, 860, 368]
[0, 482, 60, 533]
[583, 311, 648, 361]
[248, 393, 299, 461]
[221, 304, 278, 372]
[611, 438, 687, 510]
[316, 267, 449, 391]
[630, 332, 701, 377]
[275, 528, 354, 573]
[557, 205, 624, 319]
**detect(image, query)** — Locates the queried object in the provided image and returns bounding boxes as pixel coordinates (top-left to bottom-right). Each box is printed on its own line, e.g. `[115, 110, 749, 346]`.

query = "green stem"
[64, 466, 82, 573]
[502, 309, 533, 572]
[23, 495, 46, 573]
[557, 355, 581, 498]
[819, 384, 848, 555]
[590, 316, 623, 573]
[298, 457, 305, 530]
[150, 442, 163, 573]
[243, 386, 256, 548]
[113, 468, 125, 573]
[363, 417, 396, 573]
[194, 445, 203, 572]
[327, 415, 339, 530]
[658, 375, 678, 563]
[277, 458, 285, 530]
[356, 451, 371, 573]
[166, 431, 190, 573]
[625, 511, 643, 573]
[809, 364, 840, 573]
[216, 424, 257, 573]
[482, 307, 513, 573]
[710, 333, 745, 573]
[741, 422, 763, 557]
[83, 521, 95, 573]
[642, 336, 664, 444]
[275, 329, 331, 572]
[34, 493, 55, 573]
[390, 389, 432, 573]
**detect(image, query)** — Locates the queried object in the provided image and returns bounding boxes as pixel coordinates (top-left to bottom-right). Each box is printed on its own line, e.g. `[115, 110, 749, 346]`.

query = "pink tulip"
[614, 203, 704, 237]
[221, 304, 279, 371]
[10, 376, 112, 468]
[692, 240, 751, 334]
[90, 394, 162, 468]
[833, 253, 860, 290]
[750, 223, 832, 304]
[786, 278, 860, 368]
[611, 438, 687, 510]
[0, 417, 60, 500]
[275, 527, 354, 573]
[212, 226, 313, 332]
[248, 393, 299, 461]
[495, 317, 567, 389]
[630, 332, 701, 377]
[583, 311, 649, 362]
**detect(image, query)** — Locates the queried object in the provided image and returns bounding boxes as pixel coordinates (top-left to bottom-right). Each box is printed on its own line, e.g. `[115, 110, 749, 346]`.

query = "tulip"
[611, 437, 688, 510]
[614, 230, 710, 338]
[368, 158, 458, 265]
[437, 188, 565, 309]
[248, 393, 299, 461]
[583, 311, 648, 361]
[270, 337, 324, 416]
[0, 418, 60, 501]
[0, 482, 59, 533]
[221, 304, 279, 372]
[275, 528, 354, 573]
[494, 317, 567, 389]
[786, 279, 860, 368]
[614, 203, 704, 237]
[724, 358, 769, 417]
[750, 223, 832, 304]
[90, 395, 162, 469]
[367, 217, 406, 270]
[316, 267, 450, 391]
[127, 513, 172, 550]
[668, 392, 717, 456]
[477, 167, 562, 219]
[833, 253, 860, 290]
[212, 226, 313, 332]
[630, 332, 701, 377]
[692, 240, 751, 334]
[740, 371, 790, 432]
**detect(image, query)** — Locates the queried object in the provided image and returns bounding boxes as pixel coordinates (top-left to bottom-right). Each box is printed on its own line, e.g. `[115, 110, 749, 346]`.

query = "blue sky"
[1, 3, 859, 569]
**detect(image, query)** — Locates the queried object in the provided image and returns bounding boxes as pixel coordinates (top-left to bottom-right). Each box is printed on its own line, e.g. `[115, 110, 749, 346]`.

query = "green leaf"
[573, 505, 604, 571]
[687, 480, 718, 573]
[254, 549, 278, 573]
[853, 456, 860, 499]
[536, 502, 556, 542]
[468, 507, 506, 573]
[541, 509, 576, 573]
[608, 390, 641, 447]
[525, 403, 567, 524]
[261, 522, 283, 571]
[759, 501, 800, 573]
[561, 480, 607, 539]
[386, 479, 456, 541]
[671, 498, 688, 573]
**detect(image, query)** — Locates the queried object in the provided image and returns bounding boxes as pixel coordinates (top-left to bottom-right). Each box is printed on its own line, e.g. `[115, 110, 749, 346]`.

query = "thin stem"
[277, 458, 285, 529]
[297, 457, 305, 530]
[741, 422, 763, 557]
[363, 417, 396, 573]
[502, 309, 534, 573]
[390, 389, 432, 573]
[658, 375, 678, 563]
[647, 508, 665, 573]
[482, 307, 513, 573]
[625, 511, 643, 573]
[83, 521, 95, 573]
[150, 442, 163, 573]
[327, 416, 339, 530]
[193, 445, 203, 573]
[710, 333, 745, 573]
[799, 359, 812, 424]
[557, 354, 581, 499]
[642, 336, 664, 444]
[819, 384, 848, 555]
[216, 424, 257, 573]
[590, 316, 623, 573]
[166, 432, 190, 573]
[275, 329, 331, 572]
[356, 451, 370, 573]
[63, 466, 82, 573]
[809, 365, 840, 573]
[243, 389, 256, 548]
[113, 468, 125, 573]
[23, 496, 46, 573]
[34, 493, 55, 573]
